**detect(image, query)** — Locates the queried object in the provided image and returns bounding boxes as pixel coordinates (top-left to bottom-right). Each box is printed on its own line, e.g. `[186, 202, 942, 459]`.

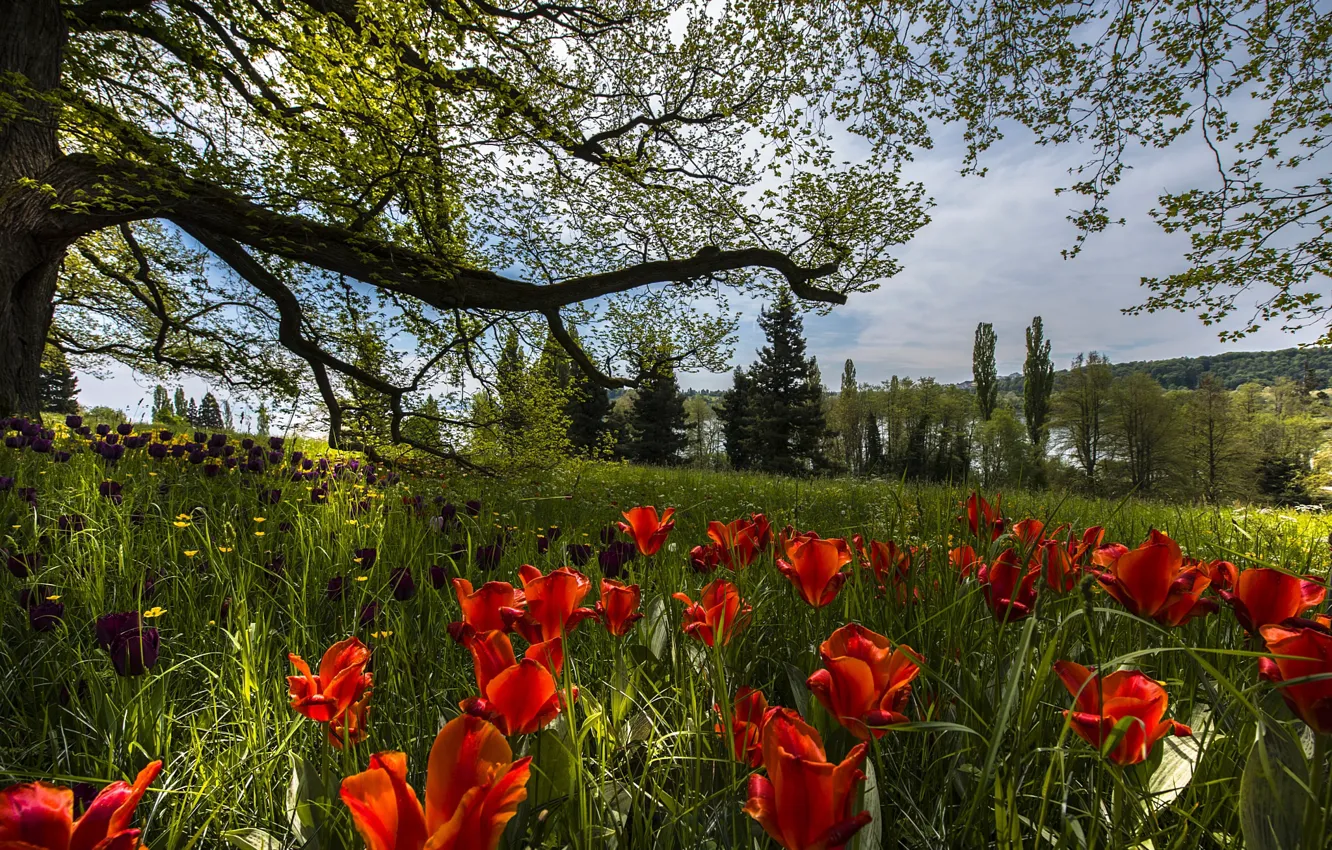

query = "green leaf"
[530, 719, 577, 807]
[1239, 727, 1309, 850]
[786, 662, 811, 719]
[1146, 709, 1209, 811]
[222, 828, 284, 850]
[854, 758, 882, 850]
[285, 754, 323, 848]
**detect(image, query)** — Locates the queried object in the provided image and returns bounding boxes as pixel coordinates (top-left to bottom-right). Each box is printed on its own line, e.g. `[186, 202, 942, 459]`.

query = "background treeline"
[995, 347, 1332, 392]
[393, 307, 1332, 506]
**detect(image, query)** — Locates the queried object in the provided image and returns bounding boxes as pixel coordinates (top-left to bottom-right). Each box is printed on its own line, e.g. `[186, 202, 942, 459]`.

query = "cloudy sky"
[77, 118, 1324, 411]
[682, 127, 1325, 391]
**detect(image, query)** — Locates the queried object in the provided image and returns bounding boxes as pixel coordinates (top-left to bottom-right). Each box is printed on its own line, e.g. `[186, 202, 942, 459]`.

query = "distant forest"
[996, 347, 1332, 393]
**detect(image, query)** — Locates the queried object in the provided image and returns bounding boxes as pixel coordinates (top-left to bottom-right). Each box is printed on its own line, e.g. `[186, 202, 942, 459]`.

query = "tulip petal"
[0, 782, 72, 849]
[340, 758, 403, 850]
[424, 715, 514, 836]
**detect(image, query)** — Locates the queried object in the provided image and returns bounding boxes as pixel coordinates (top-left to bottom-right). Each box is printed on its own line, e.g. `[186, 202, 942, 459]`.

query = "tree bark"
[0, 0, 66, 415]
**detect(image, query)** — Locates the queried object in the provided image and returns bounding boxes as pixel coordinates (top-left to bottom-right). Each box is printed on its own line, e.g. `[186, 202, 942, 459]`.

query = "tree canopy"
[5, 0, 1329, 466]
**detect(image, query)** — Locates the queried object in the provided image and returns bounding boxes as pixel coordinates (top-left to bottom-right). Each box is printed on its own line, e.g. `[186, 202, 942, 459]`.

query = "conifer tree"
[864, 413, 884, 474]
[627, 365, 688, 465]
[720, 367, 758, 470]
[973, 322, 998, 421]
[38, 347, 79, 414]
[749, 292, 826, 475]
[186, 397, 199, 426]
[173, 387, 188, 419]
[199, 393, 224, 429]
[1023, 316, 1055, 451]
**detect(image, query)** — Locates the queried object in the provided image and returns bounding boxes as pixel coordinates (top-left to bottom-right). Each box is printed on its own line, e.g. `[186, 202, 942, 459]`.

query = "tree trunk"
[0, 0, 66, 415]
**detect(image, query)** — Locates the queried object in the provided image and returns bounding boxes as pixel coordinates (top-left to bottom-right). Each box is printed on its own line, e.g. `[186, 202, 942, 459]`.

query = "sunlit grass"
[3, 438, 1330, 848]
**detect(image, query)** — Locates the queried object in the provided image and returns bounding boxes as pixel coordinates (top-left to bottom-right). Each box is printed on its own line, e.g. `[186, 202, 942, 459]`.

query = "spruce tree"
[186, 397, 199, 426]
[719, 367, 758, 470]
[1023, 316, 1055, 451]
[173, 387, 188, 419]
[199, 393, 224, 429]
[973, 322, 998, 421]
[627, 366, 687, 465]
[38, 347, 79, 414]
[567, 368, 610, 453]
[749, 292, 826, 475]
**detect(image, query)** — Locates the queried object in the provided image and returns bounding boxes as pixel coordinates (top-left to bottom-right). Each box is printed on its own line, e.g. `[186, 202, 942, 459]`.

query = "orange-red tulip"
[743, 708, 871, 850]
[1039, 540, 1079, 592]
[749, 513, 774, 551]
[340, 714, 531, 850]
[289, 636, 373, 724]
[460, 654, 573, 736]
[1259, 622, 1332, 734]
[1091, 543, 1129, 569]
[1010, 518, 1046, 547]
[977, 550, 1039, 623]
[448, 579, 523, 645]
[707, 519, 761, 569]
[806, 623, 922, 740]
[1205, 559, 1239, 592]
[689, 542, 722, 572]
[962, 492, 1004, 541]
[329, 672, 373, 750]
[595, 579, 643, 637]
[1067, 526, 1106, 565]
[1094, 530, 1215, 626]
[0, 760, 161, 850]
[1220, 568, 1327, 634]
[715, 686, 769, 767]
[776, 525, 820, 556]
[673, 579, 752, 647]
[509, 565, 596, 644]
[949, 545, 980, 579]
[855, 536, 918, 598]
[778, 536, 853, 608]
[1054, 661, 1191, 765]
[618, 506, 676, 556]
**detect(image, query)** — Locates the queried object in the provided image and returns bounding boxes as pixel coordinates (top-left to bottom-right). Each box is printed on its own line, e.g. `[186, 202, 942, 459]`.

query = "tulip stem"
[1302, 733, 1329, 850]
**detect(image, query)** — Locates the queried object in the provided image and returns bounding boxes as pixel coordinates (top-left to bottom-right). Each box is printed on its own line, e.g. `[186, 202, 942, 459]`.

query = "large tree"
[972, 322, 997, 421]
[1022, 316, 1054, 452]
[1, 0, 930, 468]
[749, 292, 826, 475]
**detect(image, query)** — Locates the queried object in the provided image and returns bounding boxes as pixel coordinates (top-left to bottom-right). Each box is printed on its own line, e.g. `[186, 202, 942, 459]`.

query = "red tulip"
[778, 536, 853, 608]
[1039, 540, 1079, 592]
[595, 579, 643, 637]
[1010, 518, 1046, 547]
[806, 623, 922, 740]
[0, 760, 162, 850]
[1067, 526, 1106, 565]
[855, 536, 917, 598]
[1091, 543, 1129, 569]
[1204, 559, 1239, 592]
[289, 636, 373, 725]
[743, 708, 872, 850]
[949, 545, 980, 579]
[1094, 530, 1215, 626]
[977, 550, 1039, 623]
[689, 543, 722, 573]
[448, 579, 523, 645]
[962, 492, 1004, 541]
[1220, 568, 1327, 634]
[776, 525, 820, 556]
[1054, 661, 1191, 766]
[707, 519, 761, 569]
[618, 506, 676, 556]
[1259, 622, 1332, 734]
[715, 686, 769, 767]
[673, 579, 752, 647]
[340, 714, 531, 850]
[460, 629, 573, 735]
[508, 565, 597, 644]
[749, 513, 774, 551]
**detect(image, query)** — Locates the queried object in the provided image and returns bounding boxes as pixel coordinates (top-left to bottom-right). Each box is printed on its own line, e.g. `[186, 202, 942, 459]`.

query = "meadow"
[3, 418, 1332, 849]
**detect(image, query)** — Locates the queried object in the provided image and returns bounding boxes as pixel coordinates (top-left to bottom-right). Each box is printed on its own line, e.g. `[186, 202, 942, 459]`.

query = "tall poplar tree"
[972, 322, 998, 421]
[1023, 316, 1055, 451]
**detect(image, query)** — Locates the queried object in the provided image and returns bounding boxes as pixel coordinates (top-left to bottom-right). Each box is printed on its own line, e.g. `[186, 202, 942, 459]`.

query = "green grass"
[3, 434, 1331, 849]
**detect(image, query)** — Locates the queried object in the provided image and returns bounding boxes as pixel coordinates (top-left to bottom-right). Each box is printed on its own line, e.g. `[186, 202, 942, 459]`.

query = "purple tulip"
[389, 567, 416, 601]
[465, 500, 482, 517]
[0, 476, 11, 491]
[259, 489, 282, 505]
[6, 552, 40, 578]
[475, 543, 504, 571]
[354, 547, 377, 568]
[566, 543, 594, 567]
[29, 599, 65, 632]
[99, 480, 123, 502]
[58, 514, 87, 532]
[52, 451, 71, 462]
[241, 438, 254, 450]
[65, 415, 83, 429]
[158, 430, 174, 442]
[95, 424, 111, 437]
[116, 423, 133, 436]
[30, 438, 52, 453]
[358, 601, 381, 627]
[311, 486, 328, 505]
[326, 575, 346, 601]
[95, 611, 141, 652]
[110, 627, 160, 676]
[428, 564, 448, 590]
[203, 462, 221, 477]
